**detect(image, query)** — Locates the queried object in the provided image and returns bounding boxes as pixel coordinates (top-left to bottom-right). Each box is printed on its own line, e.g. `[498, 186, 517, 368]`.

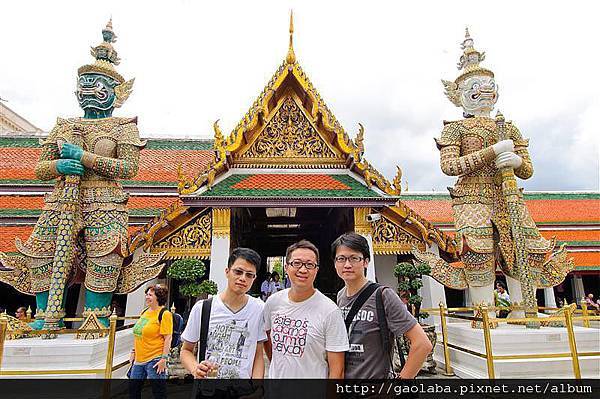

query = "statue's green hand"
[56, 159, 84, 176]
[61, 143, 84, 160]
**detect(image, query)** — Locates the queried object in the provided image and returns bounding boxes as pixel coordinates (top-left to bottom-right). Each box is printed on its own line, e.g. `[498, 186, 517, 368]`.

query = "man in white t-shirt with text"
[263, 240, 349, 379]
[180, 247, 267, 380]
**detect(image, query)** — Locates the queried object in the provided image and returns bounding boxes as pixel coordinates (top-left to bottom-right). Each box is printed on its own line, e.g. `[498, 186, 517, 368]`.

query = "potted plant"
[394, 260, 437, 373]
[167, 259, 217, 310]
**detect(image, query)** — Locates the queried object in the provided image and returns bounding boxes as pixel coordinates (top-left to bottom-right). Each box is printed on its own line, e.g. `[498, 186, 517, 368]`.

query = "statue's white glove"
[492, 139, 515, 155]
[495, 152, 523, 169]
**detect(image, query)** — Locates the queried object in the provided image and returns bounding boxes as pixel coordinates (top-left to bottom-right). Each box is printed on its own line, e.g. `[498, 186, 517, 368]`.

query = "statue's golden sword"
[43, 126, 84, 337]
[495, 111, 539, 328]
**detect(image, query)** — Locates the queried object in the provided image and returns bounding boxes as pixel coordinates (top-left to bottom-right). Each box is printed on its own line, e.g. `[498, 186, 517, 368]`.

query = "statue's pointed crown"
[453, 27, 494, 84]
[77, 18, 125, 83]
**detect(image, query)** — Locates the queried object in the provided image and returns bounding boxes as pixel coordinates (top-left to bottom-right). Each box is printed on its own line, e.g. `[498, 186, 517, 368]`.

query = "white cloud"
[1, 0, 598, 190]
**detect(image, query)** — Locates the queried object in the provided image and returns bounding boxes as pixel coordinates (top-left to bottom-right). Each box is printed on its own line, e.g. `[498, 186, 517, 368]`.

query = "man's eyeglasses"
[288, 260, 318, 270]
[230, 268, 257, 279]
[334, 255, 365, 266]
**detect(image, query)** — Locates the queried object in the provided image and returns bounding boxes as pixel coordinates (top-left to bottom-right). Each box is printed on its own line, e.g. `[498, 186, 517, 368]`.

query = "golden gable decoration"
[372, 216, 426, 255]
[237, 96, 339, 164]
[153, 209, 212, 260]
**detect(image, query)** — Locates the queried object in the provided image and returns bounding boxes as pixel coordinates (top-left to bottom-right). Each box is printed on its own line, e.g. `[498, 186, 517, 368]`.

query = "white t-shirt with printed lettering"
[263, 289, 349, 379]
[182, 295, 267, 379]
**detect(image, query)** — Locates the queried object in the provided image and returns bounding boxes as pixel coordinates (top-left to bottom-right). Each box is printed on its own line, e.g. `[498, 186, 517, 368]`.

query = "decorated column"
[354, 207, 376, 282]
[209, 208, 231, 293]
[419, 243, 447, 325]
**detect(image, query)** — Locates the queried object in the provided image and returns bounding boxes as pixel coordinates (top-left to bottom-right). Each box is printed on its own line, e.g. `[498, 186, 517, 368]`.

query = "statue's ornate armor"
[20, 117, 145, 295]
[0, 20, 165, 332]
[436, 117, 554, 287]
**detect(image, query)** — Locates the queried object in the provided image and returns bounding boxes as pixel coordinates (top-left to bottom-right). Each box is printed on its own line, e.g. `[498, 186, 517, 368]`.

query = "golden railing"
[0, 312, 141, 378]
[423, 301, 600, 379]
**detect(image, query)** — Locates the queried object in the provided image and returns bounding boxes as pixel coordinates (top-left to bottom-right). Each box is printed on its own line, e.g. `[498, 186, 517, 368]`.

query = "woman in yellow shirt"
[129, 284, 173, 399]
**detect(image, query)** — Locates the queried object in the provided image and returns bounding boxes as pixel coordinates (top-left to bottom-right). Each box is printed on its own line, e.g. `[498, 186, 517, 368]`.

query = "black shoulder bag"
[197, 297, 213, 362]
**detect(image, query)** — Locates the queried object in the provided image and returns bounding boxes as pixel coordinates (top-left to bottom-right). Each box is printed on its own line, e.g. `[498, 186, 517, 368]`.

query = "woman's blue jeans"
[128, 357, 167, 399]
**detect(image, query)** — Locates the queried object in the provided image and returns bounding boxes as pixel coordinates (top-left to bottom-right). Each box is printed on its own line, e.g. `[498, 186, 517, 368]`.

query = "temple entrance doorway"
[231, 207, 353, 301]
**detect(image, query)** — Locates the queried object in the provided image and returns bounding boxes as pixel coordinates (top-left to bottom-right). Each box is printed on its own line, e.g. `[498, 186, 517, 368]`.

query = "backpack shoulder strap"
[344, 282, 380, 332]
[158, 307, 167, 323]
[198, 297, 213, 362]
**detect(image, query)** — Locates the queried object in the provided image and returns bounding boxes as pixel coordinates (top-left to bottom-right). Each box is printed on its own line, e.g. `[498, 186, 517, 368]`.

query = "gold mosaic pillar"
[209, 208, 231, 292]
[353, 207, 376, 281]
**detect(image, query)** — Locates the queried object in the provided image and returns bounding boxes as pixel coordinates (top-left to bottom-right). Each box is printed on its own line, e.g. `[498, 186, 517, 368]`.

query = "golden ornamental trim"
[212, 208, 231, 238]
[154, 211, 212, 252]
[371, 216, 426, 255]
[237, 95, 341, 161]
[0, 313, 33, 340]
[157, 248, 211, 260]
[76, 312, 108, 340]
[354, 207, 371, 236]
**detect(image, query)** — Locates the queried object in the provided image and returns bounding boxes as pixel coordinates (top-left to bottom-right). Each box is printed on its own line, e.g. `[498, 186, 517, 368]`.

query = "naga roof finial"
[286, 10, 296, 65]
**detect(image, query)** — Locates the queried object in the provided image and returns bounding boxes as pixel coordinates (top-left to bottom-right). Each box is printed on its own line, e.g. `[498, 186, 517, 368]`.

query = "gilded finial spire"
[286, 11, 296, 64]
[457, 26, 486, 73]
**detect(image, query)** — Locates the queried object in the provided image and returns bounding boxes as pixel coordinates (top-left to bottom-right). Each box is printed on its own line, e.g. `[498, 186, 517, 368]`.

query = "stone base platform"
[1, 329, 133, 378]
[433, 322, 600, 378]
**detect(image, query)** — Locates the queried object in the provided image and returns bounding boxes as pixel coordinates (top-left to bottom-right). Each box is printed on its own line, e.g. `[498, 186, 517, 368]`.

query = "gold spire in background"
[286, 11, 296, 64]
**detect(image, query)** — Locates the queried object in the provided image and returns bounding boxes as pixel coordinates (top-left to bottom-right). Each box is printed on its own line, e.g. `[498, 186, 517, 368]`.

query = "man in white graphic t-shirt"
[180, 247, 267, 380]
[263, 240, 349, 379]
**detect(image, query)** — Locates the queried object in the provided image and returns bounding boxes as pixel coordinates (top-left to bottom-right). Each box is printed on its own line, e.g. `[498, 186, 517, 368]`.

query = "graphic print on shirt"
[132, 317, 149, 338]
[339, 305, 374, 353]
[206, 319, 251, 378]
[271, 313, 309, 357]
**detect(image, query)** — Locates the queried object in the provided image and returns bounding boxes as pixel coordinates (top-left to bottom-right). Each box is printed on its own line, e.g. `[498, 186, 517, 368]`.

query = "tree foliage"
[394, 261, 431, 322]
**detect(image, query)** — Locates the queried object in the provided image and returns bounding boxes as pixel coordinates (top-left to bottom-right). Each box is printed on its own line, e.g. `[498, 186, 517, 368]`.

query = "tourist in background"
[260, 272, 272, 301]
[15, 306, 27, 321]
[585, 293, 600, 314]
[129, 284, 173, 399]
[269, 271, 284, 294]
[494, 281, 511, 318]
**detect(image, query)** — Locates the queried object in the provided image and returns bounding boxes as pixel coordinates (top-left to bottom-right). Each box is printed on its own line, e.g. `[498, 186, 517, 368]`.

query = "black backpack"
[344, 282, 406, 377]
[142, 307, 185, 348]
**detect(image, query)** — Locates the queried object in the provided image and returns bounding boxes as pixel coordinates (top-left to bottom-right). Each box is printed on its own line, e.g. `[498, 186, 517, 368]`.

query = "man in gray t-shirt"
[333, 233, 433, 379]
[338, 283, 415, 379]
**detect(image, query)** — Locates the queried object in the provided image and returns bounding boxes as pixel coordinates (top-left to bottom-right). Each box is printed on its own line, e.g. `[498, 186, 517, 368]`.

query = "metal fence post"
[564, 304, 582, 379]
[104, 310, 118, 378]
[0, 313, 7, 372]
[580, 300, 590, 328]
[480, 305, 495, 379]
[438, 302, 454, 376]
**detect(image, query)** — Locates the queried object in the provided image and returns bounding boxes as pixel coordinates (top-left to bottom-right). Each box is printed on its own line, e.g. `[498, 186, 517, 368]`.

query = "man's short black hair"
[286, 240, 320, 265]
[228, 247, 261, 271]
[331, 232, 370, 261]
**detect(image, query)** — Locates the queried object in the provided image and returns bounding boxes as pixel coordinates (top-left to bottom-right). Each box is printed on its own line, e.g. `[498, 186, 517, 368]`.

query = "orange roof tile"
[0, 196, 44, 209]
[402, 198, 600, 224]
[540, 230, 600, 242]
[0, 226, 33, 252]
[0, 148, 41, 180]
[402, 200, 453, 223]
[232, 174, 351, 190]
[570, 251, 600, 267]
[0, 147, 214, 184]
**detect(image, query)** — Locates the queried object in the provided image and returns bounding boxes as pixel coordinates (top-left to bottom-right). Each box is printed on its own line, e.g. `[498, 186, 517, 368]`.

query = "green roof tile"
[201, 174, 382, 198]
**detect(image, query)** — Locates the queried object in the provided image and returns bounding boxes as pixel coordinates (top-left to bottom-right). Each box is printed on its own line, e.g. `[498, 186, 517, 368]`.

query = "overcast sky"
[1, 0, 598, 191]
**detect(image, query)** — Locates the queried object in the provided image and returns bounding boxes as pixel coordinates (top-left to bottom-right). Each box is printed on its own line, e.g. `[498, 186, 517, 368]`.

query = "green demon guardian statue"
[413, 29, 573, 327]
[0, 20, 165, 334]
